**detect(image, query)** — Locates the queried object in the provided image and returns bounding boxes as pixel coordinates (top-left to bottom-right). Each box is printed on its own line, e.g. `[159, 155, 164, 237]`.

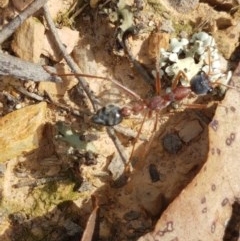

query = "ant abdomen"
[190, 71, 213, 95]
[92, 104, 123, 126]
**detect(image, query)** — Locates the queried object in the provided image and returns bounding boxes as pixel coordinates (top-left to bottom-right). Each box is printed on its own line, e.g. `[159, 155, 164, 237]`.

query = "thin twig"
[12, 175, 67, 188]
[114, 125, 147, 141]
[0, 52, 62, 82]
[106, 127, 128, 164]
[43, 4, 99, 112]
[0, 0, 48, 44]
[15, 86, 44, 101]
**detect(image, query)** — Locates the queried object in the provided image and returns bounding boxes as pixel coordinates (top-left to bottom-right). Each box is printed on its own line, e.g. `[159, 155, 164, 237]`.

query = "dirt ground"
[0, 0, 240, 240]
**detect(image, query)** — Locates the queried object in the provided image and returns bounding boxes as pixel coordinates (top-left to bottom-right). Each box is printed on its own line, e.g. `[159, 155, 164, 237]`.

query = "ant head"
[190, 71, 213, 95]
[92, 105, 123, 126]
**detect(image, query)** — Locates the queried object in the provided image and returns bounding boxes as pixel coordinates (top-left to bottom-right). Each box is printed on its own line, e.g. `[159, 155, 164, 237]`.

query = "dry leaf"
[138, 79, 240, 240]
[81, 196, 100, 241]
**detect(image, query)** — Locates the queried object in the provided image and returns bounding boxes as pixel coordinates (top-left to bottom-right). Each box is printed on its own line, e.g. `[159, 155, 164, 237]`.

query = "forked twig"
[0, 0, 48, 44]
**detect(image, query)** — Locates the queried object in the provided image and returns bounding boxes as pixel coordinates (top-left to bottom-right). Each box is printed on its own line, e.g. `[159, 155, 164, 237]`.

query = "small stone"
[12, 17, 45, 63]
[162, 133, 183, 154]
[123, 211, 141, 221]
[0, 102, 47, 162]
[15, 103, 22, 109]
[42, 27, 79, 61]
[178, 120, 203, 143]
[12, 0, 33, 11]
[0, 0, 9, 8]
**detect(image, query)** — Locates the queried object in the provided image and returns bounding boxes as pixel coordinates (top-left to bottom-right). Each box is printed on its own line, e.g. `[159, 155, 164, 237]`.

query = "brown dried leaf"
[81, 196, 100, 241]
[138, 79, 240, 239]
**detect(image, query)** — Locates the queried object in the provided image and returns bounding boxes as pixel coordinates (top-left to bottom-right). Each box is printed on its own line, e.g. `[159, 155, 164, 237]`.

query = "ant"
[44, 64, 193, 163]
[90, 57, 235, 163]
[44, 32, 236, 165]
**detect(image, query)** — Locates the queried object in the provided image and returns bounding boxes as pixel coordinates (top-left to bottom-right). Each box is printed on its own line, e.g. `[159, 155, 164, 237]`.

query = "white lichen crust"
[155, 32, 231, 89]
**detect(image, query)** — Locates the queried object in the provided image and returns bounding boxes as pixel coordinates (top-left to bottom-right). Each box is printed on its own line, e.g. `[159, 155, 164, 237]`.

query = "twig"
[114, 125, 147, 141]
[106, 127, 128, 164]
[0, 0, 48, 44]
[42, 4, 99, 112]
[12, 175, 67, 188]
[15, 86, 44, 101]
[0, 52, 62, 82]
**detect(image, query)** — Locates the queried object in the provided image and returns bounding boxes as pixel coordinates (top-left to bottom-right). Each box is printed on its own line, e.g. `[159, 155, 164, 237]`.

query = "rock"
[42, 27, 79, 62]
[47, 0, 75, 19]
[11, 17, 45, 63]
[213, 23, 240, 59]
[12, 0, 33, 11]
[168, 0, 199, 13]
[38, 63, 78, 101]
[178, 119, 203, 143]
[0, 0, 9, 8]
[0, 102, 47, 162]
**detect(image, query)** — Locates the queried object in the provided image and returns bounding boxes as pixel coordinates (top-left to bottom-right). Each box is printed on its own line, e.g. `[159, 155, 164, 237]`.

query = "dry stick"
[15, 86, 44, 101]
[43, 4, 128, 164]
[0, 52, 61, 82]
[0, 0, 48, 44]
[42, 4, 99, 111]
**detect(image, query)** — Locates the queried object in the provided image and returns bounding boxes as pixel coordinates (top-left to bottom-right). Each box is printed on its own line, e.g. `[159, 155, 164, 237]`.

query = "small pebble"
[148, 163, 160, 182]
[162, 133, 183, 154]
[15, 103, 22, 109]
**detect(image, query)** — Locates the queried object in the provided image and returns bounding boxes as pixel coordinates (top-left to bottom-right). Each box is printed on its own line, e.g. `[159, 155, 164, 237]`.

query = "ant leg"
[184, 101, 229, 109]
[43, 65, 143, 101]
[127, 110, 148, 165]
[171, 70, 189, 90]
[153, 111, 159, 133]
[155, 70, 161, 95]
[155, 50, 162, 95]
[142, 112, 159, 159]
[183, 103, 211, 109]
